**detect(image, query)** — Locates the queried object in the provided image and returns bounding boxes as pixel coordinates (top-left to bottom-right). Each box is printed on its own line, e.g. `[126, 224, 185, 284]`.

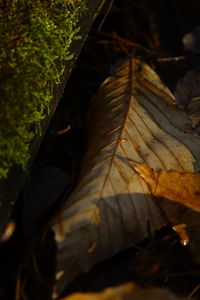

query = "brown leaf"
[52, 58, 200, 296]
[130, 161, 200, 261]
[129, 162, 200, 213]
[175, 69, 200, 133]
[60, 284, 188, 300]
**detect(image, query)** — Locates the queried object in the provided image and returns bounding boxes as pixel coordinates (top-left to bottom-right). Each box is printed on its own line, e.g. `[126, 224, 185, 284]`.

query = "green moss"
[0, 0, 86, 178]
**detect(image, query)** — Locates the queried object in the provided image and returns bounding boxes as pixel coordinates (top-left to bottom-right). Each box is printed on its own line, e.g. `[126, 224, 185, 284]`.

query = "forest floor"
[1, 1, 200, 299]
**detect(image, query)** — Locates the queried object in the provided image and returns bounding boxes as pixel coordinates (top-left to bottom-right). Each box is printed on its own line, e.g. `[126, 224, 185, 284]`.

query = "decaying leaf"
[172, 224, 189, 246]
[60, 283, 188, 300]
[52, 58, 200, 297]
[129, 162, 200, 213]
[175, 69, 200, 132]
[129, 161, 200, 256]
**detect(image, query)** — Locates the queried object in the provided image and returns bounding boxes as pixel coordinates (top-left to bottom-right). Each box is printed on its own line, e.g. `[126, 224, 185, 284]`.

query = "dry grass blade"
[52, 58, 200, 297]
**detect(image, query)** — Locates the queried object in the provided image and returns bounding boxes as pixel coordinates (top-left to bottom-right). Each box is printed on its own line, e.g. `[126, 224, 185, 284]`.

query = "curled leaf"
[52, 59, 200, 296]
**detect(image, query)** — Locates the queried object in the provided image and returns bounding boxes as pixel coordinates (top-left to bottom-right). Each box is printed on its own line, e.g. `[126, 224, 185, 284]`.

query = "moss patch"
[0, 0, 86, 178]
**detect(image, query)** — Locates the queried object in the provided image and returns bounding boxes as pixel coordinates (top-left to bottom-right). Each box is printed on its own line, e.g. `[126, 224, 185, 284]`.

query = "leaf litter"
[2, 1, 200, 299]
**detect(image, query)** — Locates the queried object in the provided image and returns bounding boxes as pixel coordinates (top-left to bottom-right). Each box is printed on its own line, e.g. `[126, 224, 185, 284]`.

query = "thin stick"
[98, 0, 114, 31]
[188, 283, 200, 298]
[15, 270, 26, 300]
[98, 31, 155, 54]
[94, 0, 108, 19]
[157, 56, 186, 62]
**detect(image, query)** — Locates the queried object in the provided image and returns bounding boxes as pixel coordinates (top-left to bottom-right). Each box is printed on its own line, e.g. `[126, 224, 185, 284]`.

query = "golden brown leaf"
[129, 161, 200, 213]
[60, 284, 188, 300]
[129, 161, 200, 262]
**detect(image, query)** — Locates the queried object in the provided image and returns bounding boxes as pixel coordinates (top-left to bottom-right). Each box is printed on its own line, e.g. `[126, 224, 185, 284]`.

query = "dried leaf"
[130, 162, 200, 262]
[52, 58, 200, 296]
[60, 283, 188, 300]
[130, 162, 200, 213]
[182, 26, 200, 53]
[175, 69, 200, 132]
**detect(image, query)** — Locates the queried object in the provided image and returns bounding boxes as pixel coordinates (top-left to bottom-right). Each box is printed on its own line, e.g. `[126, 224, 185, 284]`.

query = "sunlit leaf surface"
[52, 59, 200, 297]
[60, 283, 187, 300]
[129, 162, 200, 213]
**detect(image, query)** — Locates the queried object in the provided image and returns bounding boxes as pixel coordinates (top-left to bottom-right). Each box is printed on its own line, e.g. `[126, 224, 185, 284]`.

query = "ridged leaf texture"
[52, 59, 200, 297]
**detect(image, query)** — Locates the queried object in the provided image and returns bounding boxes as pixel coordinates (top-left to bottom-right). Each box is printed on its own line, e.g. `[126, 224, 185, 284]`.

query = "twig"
[158, 56, 186, 62]
[98, 0, 114, 31]
[188, 283, 200, 298]
[98, 30, 155, 55]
